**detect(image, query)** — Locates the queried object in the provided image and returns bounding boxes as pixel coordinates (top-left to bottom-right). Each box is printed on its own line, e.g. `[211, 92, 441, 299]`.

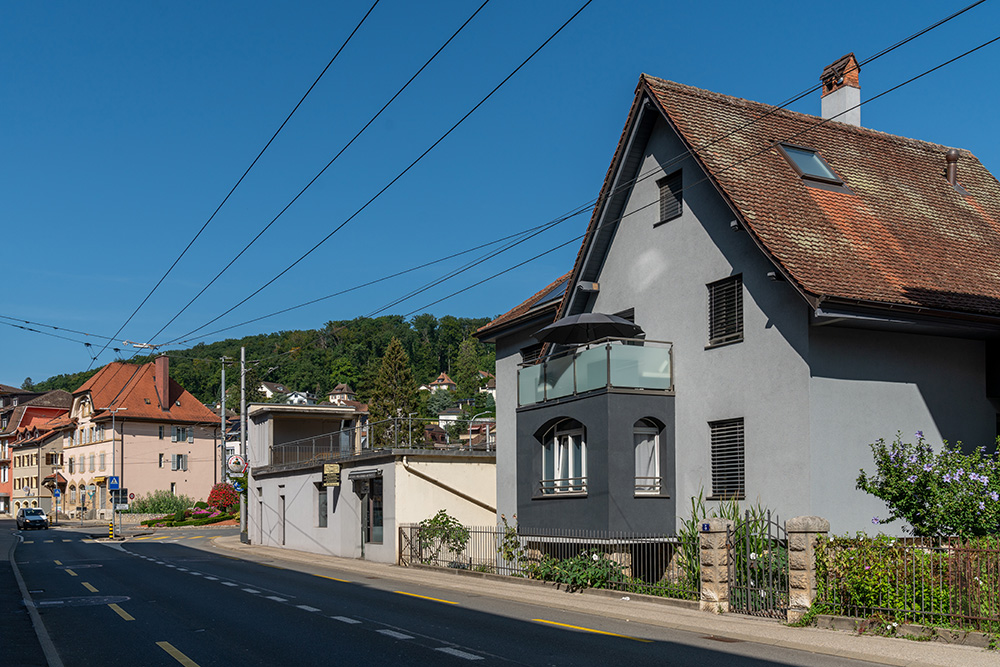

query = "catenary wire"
[139, 0, 494, 348]
[158, 0, 594, 347]
[87, 0, 383, 370]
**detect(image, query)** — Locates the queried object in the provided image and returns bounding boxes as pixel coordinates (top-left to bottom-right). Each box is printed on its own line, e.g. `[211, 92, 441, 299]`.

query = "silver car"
[16, 508, 49, 530]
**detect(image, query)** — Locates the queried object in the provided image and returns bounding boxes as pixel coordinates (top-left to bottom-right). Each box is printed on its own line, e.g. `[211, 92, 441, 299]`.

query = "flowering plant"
[206, 483, 240, 512]
[857, 432, 1000, 537]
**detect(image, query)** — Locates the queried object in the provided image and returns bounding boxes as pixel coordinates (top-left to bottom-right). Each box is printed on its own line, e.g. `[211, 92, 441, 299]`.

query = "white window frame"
[540, 420, 587, 495]
[633, 419, 661, 495]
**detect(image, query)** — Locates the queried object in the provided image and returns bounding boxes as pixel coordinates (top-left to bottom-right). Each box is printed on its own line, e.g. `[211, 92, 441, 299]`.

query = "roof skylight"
[778, 144, 844, 186]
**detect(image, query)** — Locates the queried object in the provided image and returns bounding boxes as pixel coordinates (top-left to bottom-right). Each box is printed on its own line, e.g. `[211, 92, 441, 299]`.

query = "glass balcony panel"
[546, 356, 575, 400]
[518, 364, 544, 406]
[574, 345, 608, 393]
[609, 344, 672, 390]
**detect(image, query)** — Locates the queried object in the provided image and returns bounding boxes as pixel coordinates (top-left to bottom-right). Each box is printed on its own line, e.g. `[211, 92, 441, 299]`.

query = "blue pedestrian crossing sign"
[109, 476, 120, 490]
[53, 488, 61, 497]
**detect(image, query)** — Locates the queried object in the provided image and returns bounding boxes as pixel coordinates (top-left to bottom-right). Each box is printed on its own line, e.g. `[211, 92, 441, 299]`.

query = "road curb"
[205, 536, 995, 667]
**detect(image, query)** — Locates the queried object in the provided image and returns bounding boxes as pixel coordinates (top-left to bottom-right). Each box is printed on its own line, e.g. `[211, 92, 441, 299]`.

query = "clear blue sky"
[4, 0, 999, 385]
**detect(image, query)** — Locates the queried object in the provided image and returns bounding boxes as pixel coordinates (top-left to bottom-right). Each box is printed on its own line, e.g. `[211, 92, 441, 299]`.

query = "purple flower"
[956, 469, 965, 478]
[872, 517, 880, 525]
[915, 431, 924, 438]
[923, 463, 933, 472]
[943, 474, 953, 483]
[907, 475, 917, 483]
[979, 502, 986, 510]
[990, 492, 999, 502]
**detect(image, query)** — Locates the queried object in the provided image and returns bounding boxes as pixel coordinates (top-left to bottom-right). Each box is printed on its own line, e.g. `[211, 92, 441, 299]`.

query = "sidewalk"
[208, 535, 997, 667]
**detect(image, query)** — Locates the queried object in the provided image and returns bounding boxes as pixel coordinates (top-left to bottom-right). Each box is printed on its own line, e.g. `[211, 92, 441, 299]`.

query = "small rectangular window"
[708, 275, 743, 347]
[778, 143, 847, 190]
[316, 483, 328, 528]
[656, 171, 683, 225]
[158, 453, 164, 469]
[99, 452, 106, 470]
[171, 454, 178, 471]
[187, 430, 194, 444]
[709, 418, 745, 500]
[159, 425, 164, 440]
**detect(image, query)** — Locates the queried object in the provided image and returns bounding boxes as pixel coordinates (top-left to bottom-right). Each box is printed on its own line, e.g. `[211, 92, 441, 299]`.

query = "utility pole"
[240, 346, 248, 544]
[101, 406, 127, 537]
[220, 356, 228, 484]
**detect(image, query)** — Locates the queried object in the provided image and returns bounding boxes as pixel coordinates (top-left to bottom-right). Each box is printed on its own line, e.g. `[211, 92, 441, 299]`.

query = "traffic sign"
[129, 492, 135, 500]
[227, 455, 248, 474]
[53, 489, 61, 497]
[232, 481, 245, 493]
[108, 476, 120, 490]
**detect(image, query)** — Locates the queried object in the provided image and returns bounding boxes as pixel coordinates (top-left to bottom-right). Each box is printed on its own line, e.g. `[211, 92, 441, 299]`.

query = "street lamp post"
[100, 407, 126, 537]
[468, 412, 492, 452]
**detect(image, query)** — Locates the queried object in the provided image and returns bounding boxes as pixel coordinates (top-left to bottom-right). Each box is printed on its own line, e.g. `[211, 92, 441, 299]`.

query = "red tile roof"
[639, 75, 1000, 318]
[476, 271, 572, 337]
[76, 361, 218, 424]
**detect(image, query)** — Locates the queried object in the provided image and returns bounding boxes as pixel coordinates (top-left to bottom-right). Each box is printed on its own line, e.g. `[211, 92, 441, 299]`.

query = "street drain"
[702, 635, 743, 643]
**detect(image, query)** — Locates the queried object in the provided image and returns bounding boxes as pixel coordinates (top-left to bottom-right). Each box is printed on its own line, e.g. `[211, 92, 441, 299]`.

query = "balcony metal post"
[605, 342, 612, 390]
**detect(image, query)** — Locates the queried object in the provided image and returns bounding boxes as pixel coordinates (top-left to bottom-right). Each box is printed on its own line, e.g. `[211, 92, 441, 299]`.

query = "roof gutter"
[401, 456, 496, 514]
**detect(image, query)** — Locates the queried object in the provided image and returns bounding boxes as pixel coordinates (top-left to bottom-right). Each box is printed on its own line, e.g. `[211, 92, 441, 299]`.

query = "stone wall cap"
[786, 516, 830, 532]
[703, 517, 735, 531]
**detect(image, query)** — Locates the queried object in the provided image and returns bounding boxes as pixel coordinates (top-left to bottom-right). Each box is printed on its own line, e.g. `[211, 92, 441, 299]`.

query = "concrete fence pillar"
[699, 517, 734, 613]
[785, 515, 829, 623]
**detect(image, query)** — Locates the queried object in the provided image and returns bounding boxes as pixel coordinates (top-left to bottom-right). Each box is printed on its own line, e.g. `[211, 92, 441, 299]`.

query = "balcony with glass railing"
[517, 338, 673, 407]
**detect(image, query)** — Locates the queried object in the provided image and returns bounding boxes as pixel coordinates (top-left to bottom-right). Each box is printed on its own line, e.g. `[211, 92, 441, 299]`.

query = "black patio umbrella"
[534, 313, 644, 345]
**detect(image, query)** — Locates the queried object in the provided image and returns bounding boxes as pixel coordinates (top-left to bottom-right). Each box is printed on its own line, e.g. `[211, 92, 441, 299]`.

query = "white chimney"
[820, 53, 861, 127]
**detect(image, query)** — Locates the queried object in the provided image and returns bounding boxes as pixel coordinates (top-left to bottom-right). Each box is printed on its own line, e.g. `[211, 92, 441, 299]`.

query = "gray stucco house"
[476, 55, 1000, 536]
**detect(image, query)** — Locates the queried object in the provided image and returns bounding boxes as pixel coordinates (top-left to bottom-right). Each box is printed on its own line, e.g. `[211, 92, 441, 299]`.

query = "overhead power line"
[88, 0, 383, 370]
[140, 0, 494, 348]
[159, 0, 595, 347]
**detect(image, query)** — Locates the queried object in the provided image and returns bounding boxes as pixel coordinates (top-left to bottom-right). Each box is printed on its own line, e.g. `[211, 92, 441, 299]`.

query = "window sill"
[634, 492, 669, 498]
[653, 213, 682, 228]
[705, 337, 743, 350]
[534, 492, 588, 499]
[706, 495, 745, 502]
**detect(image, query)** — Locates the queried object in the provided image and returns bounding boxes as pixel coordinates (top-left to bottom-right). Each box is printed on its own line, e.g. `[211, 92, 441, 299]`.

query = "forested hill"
[32, 314, 496, 405]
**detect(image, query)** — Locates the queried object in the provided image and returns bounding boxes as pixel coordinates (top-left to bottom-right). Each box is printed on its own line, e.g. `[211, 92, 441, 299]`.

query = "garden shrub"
[857, 432, 1000, 537]
[127, 490, 195, 515]
[417, 510, 470, 565]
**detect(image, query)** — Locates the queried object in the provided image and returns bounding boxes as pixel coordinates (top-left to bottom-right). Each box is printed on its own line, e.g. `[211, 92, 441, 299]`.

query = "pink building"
[64, 356, 220, 519]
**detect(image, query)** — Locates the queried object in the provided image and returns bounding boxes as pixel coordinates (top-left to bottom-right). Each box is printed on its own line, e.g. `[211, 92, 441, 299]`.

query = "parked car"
[16, 508, 49, 530]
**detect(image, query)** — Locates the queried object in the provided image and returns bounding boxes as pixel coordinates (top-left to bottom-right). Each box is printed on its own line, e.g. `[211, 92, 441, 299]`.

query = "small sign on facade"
[701, 523, 711, 532]
[323, 463, 341, 487]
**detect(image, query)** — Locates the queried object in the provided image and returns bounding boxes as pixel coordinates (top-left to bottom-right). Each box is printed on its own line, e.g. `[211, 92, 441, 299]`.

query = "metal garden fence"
[816, 535, 1000, 632]
[399, 523, 698, 600]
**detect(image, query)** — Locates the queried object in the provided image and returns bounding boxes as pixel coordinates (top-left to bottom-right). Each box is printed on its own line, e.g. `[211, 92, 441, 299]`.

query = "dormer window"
[778, 144, 847, 190]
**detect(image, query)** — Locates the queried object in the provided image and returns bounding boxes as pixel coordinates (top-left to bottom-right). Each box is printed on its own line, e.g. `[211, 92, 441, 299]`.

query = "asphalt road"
[8, 521, 887, 667]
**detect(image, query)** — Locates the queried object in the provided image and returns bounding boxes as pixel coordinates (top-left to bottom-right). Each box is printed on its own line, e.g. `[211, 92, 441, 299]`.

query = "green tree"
[426, 389, 457, 417]
[368, 338, 421, 448]
[22, 377, 34, 391]
[453, 338, 482, 399]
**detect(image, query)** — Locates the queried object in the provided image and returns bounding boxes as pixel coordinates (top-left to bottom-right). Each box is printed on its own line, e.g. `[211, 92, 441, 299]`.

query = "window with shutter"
[655, 171, 683, 225]
[182, 454, 188, 471]
[709, 418, 745, 500]
[187, 430, 194, 444]
[171, 454, 178, 471]
[171, 427, 178, 442]
[707, 275, 743, 346]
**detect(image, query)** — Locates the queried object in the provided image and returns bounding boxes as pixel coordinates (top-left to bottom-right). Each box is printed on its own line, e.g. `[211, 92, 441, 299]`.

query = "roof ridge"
[640, 74, 970, 156]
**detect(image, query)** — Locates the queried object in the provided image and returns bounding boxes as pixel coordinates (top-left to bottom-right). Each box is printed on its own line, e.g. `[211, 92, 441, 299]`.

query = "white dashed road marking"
[204, 576, 218, 581]
[221, 582, 238, 587]
[436, 648, 484, 661]
[243, 589, 260, 594]
[377, 630, 413, 640]
[333, 616, 361, 624]
[266, 596, 287, 602]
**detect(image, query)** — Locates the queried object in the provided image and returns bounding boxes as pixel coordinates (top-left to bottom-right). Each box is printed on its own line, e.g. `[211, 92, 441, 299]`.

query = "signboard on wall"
[323, 463, 341, 487]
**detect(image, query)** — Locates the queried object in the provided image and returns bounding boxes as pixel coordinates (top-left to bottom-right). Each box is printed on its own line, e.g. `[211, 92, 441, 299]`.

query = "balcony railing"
[518, 338, 673, 407]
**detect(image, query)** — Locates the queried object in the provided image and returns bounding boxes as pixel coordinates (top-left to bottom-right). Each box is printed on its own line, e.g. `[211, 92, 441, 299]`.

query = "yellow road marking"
[44, 540, 53, 543]
[133, 536, 152, 540]
[53, 560, 62, 565]
[62, 539, 71, 542]
[150, 536, 170, 541]
[156, 641, 200, 667]
[262, 563, 284, 570]
[23, 541, 33, 544]
[315, 574, 350, 583]
[186, 535, 204, 539]
[394, 591, 458, 605]
[108, 604, 134, 621]
[65, 569, 78, 577]
[82, 582, 98, 593]
[532, 619, 652, 642]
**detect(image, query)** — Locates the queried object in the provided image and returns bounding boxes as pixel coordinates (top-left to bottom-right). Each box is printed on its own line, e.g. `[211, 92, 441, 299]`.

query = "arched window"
[541, 419, 586, 495]
[69, 485, 77, 503]
[634, 418, 660, 494]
